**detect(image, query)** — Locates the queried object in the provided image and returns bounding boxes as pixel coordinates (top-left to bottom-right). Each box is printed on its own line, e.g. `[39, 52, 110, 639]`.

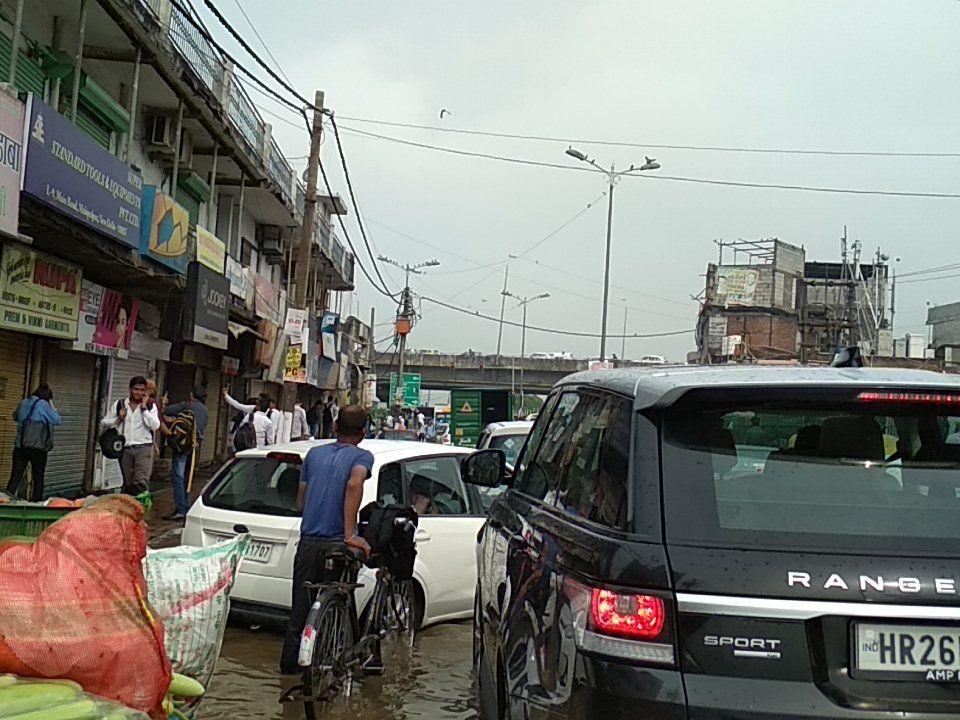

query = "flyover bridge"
[374, 352, 586, 395]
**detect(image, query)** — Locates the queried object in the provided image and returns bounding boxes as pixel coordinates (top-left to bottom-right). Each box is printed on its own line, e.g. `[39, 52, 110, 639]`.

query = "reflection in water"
[203, 622, 479, 720]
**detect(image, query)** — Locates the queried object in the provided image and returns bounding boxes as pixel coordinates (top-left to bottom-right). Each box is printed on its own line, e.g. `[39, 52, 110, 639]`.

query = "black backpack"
[233, 412, 257, 452]
[166, 409, 196, 455]
[360, 502, 418, 580]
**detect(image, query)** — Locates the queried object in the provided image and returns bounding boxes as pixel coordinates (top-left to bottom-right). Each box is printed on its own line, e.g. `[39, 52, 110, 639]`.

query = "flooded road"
[202, 621, 479, 720]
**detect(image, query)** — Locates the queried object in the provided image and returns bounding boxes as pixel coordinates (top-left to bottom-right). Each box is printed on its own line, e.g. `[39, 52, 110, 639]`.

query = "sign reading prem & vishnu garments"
[183, 261, 229, 349]
[22, 96, 142, 247]
[0, 243, 81, 339]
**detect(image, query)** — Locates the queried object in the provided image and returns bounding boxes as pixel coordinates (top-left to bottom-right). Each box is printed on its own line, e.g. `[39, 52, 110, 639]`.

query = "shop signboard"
[140, 185, 191, 275]
[0, 244, 81, 339]
[707, 315, 727, 350]
[225, 256, 251, 303]
[284, 345, 306, 383]
[321, 312, 339, 361]
[196, 226, 225, 274]
[22, 95, 142, 247]
[183, 261, 229, 349]
[254, 274, 282, 324]
[72, 279, 140, 358]
[0, 92, 24, 237]
[284, 307, 306, 345]
[221, 356, 240, 376]
[305, 313, 320, 386]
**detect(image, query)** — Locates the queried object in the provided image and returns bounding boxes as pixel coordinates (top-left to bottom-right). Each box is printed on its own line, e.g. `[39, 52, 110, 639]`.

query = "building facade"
[0, 0, 363, 497]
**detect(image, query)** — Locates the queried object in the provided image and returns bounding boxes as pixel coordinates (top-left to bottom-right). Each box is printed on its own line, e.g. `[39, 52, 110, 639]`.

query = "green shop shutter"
[175, 184, 201, 228]
[0, 33, 45, 96]
[74, 102, 112, 149]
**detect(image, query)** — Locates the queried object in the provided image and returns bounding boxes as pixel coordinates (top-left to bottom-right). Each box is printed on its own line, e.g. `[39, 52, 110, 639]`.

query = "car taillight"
[591, 589, 666, 640]
[266, 452, 303, 464]
[564, 579, 675, 666]
[858, 391, 960, 404]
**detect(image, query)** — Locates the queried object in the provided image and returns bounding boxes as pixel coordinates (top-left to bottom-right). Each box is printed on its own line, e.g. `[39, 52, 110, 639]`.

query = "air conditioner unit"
[149, 115, 193, 169]
[149, 115, 176, 152]
[257, 224, 284, 259]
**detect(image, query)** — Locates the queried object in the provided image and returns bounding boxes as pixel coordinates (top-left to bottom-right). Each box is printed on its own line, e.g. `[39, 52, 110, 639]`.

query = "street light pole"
[503, 290, 549, 419]
[620, 297, 628, 360]
[565, 147, 661, 361]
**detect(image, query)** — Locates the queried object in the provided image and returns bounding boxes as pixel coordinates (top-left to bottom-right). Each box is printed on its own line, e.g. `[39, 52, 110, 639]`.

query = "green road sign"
[388, 372, 421, 408]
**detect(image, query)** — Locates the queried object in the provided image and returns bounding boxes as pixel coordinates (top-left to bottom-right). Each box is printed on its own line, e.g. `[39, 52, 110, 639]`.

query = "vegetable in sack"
[1, 698, 97, 720]
[0, 682, 79, 716]
[167, 673, 204, 698]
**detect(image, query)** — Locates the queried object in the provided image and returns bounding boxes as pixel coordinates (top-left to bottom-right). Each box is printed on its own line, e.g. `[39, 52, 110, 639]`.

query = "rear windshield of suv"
[204, 457, 302, 516]
[661, 387, 960, 554]
[489, 433, 528, 466]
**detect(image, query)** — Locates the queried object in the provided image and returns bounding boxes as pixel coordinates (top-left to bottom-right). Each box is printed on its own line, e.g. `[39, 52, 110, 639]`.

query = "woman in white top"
[223, 390, 275, 447]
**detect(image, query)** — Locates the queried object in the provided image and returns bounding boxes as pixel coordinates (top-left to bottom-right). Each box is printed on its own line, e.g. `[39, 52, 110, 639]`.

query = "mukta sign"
[0, 243, 81, 339]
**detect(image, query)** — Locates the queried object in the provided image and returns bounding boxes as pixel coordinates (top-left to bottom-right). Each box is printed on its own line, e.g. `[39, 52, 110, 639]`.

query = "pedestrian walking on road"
[290, 400, 311, 441]
[321, 395, 335, 439]
[7, 384, 61, 501]
[306, 400, 322, 439]
[162, 386, 208, 521]
[223, 390, 275, 448]
[101, 376, 161, 495]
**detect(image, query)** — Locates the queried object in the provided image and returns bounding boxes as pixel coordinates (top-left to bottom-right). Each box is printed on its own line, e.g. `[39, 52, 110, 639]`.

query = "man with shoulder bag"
[100, 376, 161, 496]
[7, 384, 61, 501]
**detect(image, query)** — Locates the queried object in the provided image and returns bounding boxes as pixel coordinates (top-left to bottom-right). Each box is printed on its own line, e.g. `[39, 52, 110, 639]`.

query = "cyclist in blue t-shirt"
[280, 404, 374, 674]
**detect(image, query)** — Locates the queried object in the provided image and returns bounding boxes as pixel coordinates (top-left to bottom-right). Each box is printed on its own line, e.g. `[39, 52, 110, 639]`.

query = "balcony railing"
[167, 4, 221, 99]
[227, 81, 263, 161]
[268, 137, 293, 205]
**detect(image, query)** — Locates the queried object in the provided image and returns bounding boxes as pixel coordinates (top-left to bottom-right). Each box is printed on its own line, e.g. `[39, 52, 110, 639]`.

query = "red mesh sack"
[0, 495, 171, 718]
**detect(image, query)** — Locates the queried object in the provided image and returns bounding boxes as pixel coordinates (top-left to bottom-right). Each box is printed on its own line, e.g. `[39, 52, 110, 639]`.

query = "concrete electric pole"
[296, 91, 324, 309]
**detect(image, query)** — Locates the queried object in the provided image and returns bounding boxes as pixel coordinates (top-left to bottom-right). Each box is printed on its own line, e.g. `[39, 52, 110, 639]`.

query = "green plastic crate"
[0, 505, 75, 540]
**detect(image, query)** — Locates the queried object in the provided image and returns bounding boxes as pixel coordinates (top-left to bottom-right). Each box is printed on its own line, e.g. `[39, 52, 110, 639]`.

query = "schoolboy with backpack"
[161, 387, 209, 521]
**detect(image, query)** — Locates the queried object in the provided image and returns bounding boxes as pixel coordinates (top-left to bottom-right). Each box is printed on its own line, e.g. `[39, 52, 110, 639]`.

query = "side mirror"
[462, 448, 506, 487]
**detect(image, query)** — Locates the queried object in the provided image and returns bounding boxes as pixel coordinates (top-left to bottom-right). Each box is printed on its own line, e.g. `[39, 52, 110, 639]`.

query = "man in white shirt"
[100, 375, 161, 495]
[290, 400, 310, 441]
[223, 389, 275, 447]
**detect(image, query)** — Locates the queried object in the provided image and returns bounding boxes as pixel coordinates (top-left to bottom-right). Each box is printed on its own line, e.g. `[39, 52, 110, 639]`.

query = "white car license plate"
[244, 540, 273, 563]
[854, 623, 960, 682]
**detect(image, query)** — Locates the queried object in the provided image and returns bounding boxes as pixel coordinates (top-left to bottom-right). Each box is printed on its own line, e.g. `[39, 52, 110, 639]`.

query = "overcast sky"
[200, 0, 960, 361]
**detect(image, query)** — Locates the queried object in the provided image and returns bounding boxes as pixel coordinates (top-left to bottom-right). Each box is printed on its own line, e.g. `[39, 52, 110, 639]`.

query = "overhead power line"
[230, 0, 294, 86]
[898, 271, 960, 285]
[336, 124, 960, 200]
[418, 295, 692, 339]
[326, 115, 399, 296]
[897, 261, 960, 279]
[336, 115, 960, 159]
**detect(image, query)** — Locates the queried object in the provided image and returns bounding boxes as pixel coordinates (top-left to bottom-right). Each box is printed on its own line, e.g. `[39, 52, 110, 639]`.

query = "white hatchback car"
[181, 439, 489, 627]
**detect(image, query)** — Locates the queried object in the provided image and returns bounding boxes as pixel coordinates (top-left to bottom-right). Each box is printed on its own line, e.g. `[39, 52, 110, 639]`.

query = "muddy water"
[202, 622, 479, 720]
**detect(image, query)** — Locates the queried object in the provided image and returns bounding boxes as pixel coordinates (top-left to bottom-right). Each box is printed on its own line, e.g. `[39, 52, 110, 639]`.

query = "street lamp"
[620, 297, 628, 361]
[503, 290, 549, 418]
[496, 253, 520, 362]
[564, 146, 661, 361]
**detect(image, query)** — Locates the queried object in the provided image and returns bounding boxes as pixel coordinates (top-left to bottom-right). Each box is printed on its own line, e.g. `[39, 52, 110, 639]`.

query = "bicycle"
[284, 515, 418, 719]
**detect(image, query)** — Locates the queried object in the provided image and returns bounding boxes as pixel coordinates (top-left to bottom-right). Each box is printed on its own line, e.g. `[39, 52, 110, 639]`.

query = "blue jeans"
[171, 451, 190, 516]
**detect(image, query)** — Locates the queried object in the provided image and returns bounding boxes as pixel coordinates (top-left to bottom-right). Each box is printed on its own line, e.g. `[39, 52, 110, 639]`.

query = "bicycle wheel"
[303, 590, 355, 720]
[382, 578, 417, 647]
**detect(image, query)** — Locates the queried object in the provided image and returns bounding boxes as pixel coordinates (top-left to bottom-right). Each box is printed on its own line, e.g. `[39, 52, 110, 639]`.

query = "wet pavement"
[201, 621, 478, 720]
[146, 471, 479, 720]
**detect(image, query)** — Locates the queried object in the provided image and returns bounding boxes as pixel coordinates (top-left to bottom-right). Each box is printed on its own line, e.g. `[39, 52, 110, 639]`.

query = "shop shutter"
[101, 356, 151, 490]
[0, 331, 29, 484]
[175, 185, 201, 228]
[74, 102, 112, 150]
[0, 33, 46, 96]
[43, 347, 96, 498]
[199, 373, 221, 465]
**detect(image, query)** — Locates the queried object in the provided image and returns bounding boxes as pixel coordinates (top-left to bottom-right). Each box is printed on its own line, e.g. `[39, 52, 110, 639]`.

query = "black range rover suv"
[473, 365, 960, 719]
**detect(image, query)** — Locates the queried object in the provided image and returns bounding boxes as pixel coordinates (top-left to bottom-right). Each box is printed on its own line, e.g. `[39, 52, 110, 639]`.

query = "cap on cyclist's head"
[336, 405, 368, 438]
